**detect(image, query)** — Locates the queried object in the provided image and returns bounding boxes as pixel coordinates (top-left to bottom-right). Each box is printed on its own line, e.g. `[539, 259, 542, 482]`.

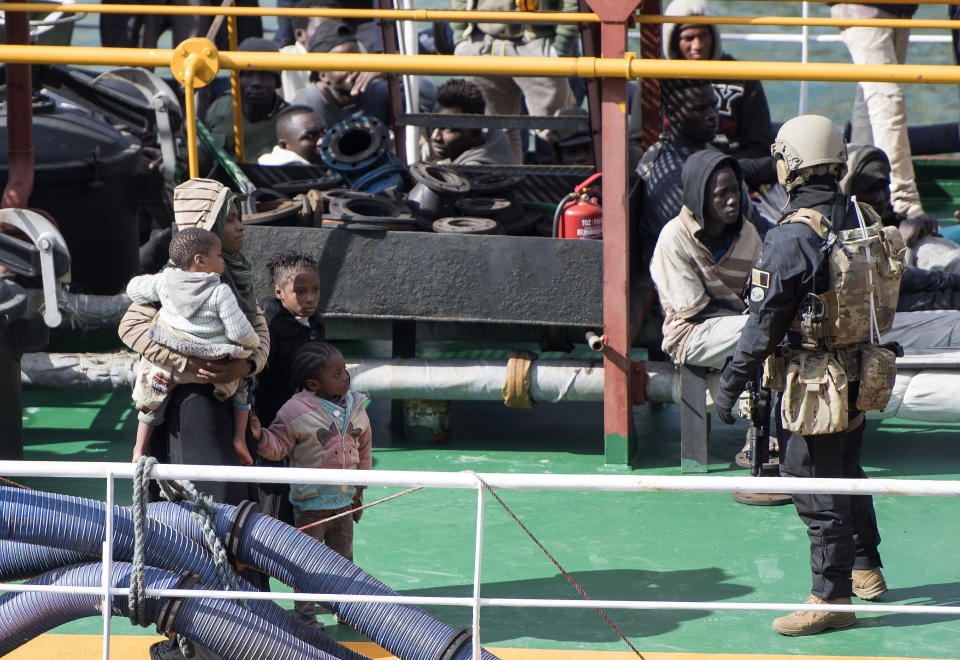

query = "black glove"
[714, 385, 739, 425]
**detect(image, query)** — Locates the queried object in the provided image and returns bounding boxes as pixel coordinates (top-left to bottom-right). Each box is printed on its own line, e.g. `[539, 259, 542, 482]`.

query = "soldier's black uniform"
[715, 175, 883, 601]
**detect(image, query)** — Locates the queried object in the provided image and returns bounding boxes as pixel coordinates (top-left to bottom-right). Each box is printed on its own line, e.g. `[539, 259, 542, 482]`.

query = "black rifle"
[744, 372, 772, 477]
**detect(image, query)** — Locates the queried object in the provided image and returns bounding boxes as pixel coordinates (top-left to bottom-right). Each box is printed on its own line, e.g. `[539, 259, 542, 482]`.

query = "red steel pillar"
[584, 0, 642, 465]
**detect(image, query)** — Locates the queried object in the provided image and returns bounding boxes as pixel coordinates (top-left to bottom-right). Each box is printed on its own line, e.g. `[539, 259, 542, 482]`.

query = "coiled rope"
[131, 456, 251, 658]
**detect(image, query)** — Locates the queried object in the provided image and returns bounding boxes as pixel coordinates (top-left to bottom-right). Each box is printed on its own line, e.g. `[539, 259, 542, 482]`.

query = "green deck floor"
[12, 385, 960, 659]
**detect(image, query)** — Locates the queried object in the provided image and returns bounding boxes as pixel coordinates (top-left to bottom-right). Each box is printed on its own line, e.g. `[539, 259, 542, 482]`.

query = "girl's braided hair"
[265, 250, 319, 287]
[291, 341, 340, 389]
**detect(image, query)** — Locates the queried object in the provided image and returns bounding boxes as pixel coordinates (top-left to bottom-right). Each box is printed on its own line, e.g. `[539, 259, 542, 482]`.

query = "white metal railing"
[626, 0, 956, 114]
[3, 460, 960, 660]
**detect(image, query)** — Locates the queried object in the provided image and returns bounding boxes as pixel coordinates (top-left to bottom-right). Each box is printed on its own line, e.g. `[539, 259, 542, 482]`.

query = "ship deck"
[7, 344, 960, 660]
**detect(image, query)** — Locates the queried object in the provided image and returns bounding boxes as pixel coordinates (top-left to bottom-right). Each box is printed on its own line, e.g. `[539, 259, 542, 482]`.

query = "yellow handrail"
[3, 2, 958, 30]
[227, 14, 243, 164]
[0, 3, 600, 24]
[183, 56, 201, 178]
[4, 45, 960, 84]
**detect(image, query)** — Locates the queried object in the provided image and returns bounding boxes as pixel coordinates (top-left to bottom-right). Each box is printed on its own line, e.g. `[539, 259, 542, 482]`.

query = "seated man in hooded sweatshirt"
[630, 0, 776, 189]
[650, 151, 761, 370]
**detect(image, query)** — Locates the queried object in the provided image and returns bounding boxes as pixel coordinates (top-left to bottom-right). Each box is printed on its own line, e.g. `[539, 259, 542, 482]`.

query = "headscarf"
[173, 178, 258, 318]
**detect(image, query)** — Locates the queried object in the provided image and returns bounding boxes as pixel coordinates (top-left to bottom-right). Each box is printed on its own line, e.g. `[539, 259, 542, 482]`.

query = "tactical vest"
[782, 204, 906, 350]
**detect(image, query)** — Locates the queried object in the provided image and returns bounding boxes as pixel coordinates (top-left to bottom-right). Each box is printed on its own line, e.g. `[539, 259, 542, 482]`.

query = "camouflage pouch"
[762, 353, 786, 390]
[781, 350, 849, 435]
[856, 345, 897, 412]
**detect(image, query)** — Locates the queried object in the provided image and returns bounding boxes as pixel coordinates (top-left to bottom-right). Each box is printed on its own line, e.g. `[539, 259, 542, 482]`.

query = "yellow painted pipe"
[227, 14, 244, 164]
[632, 58, 960, 84]
[0, 3, 598, 23]
[216, 51, 960, 86]
[637, 14, 960, 30]
[0, 44, 169, 67]
[5, 45, 960, 85]
[183, 56, 200, 179]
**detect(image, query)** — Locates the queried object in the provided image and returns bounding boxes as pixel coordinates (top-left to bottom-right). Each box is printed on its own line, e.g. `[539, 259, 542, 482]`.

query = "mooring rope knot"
[130, 456, 252, 657]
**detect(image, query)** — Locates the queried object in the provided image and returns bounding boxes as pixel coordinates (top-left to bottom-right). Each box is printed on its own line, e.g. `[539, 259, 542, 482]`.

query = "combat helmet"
[771, 114, 847, 191]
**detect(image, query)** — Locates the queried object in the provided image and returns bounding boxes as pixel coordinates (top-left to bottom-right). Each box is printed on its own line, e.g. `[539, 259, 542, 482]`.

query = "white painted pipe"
[397, 0, 421, 165]
[17, 352, 689, 405]
[20, 352, 960, 412]
[3, 460, 960, 497]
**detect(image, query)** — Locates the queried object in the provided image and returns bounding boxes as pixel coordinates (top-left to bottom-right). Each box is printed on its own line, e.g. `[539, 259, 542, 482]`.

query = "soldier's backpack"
[782, 201, 906, 349]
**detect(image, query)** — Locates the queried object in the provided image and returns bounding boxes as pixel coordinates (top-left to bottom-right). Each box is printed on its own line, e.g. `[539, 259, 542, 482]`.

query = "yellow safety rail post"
[170, 38, 220, 178]
[227, 15, 243, 163]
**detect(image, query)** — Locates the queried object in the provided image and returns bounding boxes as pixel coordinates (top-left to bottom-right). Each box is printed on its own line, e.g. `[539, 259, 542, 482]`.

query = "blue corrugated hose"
[0, 561, 321, 659]
[147, 499, 501, 660]
[0, 486, 351, 660]
[0, 486, 499, 659]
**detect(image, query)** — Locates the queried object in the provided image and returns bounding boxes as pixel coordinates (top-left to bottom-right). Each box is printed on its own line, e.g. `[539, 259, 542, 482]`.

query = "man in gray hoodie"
[630, 0, 776, 188]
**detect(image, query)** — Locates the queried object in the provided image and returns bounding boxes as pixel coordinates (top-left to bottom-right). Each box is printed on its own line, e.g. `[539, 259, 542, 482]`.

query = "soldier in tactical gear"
[714, 115, 905, 636]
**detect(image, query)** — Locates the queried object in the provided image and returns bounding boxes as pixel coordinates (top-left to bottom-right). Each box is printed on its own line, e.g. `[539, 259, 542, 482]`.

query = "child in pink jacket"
[250, 341, 372, 629]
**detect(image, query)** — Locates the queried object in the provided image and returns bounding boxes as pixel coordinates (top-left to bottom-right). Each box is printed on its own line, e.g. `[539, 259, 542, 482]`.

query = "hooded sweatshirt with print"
[649, 150, 762, 363]
[126, 267, 260, 412]
[257, 389, 372, 511]
[656, 0, 776, 187]
[126, 268, 259, 352]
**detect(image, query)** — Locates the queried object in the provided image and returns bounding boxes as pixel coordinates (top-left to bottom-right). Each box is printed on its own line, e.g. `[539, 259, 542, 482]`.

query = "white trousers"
[841, 25, 923, 218]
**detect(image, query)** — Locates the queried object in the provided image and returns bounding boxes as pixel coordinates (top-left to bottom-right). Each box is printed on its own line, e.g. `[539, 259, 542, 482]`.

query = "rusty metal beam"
[584, 0, 641, 466]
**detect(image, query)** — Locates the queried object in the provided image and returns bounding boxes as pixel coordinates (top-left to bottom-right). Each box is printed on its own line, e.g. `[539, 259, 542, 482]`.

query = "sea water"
[72, 0, 959, 131]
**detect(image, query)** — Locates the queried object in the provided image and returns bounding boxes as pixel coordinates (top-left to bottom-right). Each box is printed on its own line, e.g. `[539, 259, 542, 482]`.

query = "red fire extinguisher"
[553, 172, 602, 239]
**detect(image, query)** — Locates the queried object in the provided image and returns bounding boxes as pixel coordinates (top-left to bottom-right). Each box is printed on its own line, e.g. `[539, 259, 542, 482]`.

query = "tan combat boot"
[772, 594, 856, 636]
[852, 567, 887, 600]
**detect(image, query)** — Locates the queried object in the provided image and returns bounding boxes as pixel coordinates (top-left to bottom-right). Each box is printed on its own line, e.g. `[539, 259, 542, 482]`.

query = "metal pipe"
[227, 14, 244, 163]
[183, 55, 200, 178]
[0, 3, 600, 23]
[3, 460, 960, 498]
[634, 13, 960, 30]
[799, 1, 809, 115]
[585, 330, 605, 351]
[0, 44, 166, 67]
[0, 5, 32, 463]
[6, 45, 960, 86]
[1, 6, 34, 210]
[718, 32, 950, 44]
[4, 3, 960, 29]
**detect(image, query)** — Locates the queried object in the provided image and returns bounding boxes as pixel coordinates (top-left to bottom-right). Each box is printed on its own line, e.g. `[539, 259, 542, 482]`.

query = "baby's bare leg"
[232, 406, 254, 466]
